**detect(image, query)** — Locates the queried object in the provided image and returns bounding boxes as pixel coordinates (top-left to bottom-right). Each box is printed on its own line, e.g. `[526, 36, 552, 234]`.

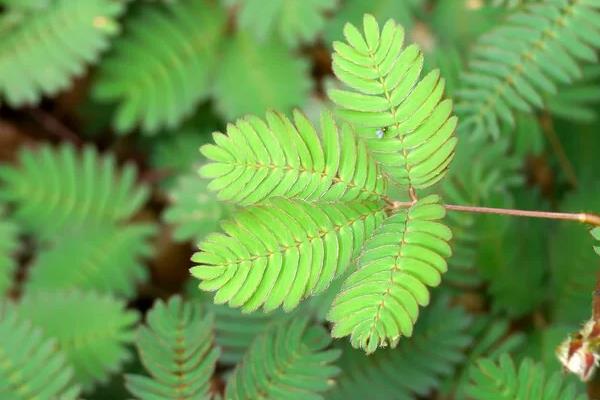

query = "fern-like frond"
[93, 0, 226, 134]
[0, 0, 124, 106]
[25, 223, 155, 298]
[213, 32, 311, 120]
[0, 213, 18, 296]
[546, 65, 600, 123]
[18, 290, 139, 390]
[200, 110, 388, 205]
[0, 302, 81, 399]
[191, 198, 386, 312]
[164, 172, 229, 244]
[327, 298, 471, 400]
[445, 317, 525, 398]
[126, 296, 219, 400]
[467, 354, 586, 400]
[328, 14, 457, 189]
[234, 0, 336, 47]
[328, 195, 452, 353]
[458, 0, 600, 138]
[324, 0, 423, 45]
[225, 317, 341, 400]
[187, 277, 343, 365]
[202, 298, 285, 366]
[0, 144, 149, 240]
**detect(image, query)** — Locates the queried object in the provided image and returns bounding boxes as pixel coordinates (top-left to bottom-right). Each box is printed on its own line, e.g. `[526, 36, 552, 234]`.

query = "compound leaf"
[467, 354, 586, 400]
[25, 223, 155, 298]
[93, 0, 226, 134]
[328, 195, 452, 353]
[191, 198, 386, 313]
[0, 144, 149, 240]
[18, 290, 139, 390]
[0, 0, 124, 106]
[126, 296, 219, 400]
[225, 317, 341, 400]
[213, 32, 311, 120]
[329, 14, 457, 189]
[0, 302, 81, 399]
[200, 110, 388, 206]
[458, 0, 600, 138]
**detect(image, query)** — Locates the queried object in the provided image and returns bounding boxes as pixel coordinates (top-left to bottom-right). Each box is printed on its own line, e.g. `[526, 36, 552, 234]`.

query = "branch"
[390, 201, 600, 227]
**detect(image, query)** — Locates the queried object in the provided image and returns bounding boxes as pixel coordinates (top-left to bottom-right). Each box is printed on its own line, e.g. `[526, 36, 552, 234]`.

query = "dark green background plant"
[0, 0, 599, 399]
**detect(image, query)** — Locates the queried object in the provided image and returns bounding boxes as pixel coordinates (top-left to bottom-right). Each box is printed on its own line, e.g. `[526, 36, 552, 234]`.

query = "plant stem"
[390, 201, 600, 227]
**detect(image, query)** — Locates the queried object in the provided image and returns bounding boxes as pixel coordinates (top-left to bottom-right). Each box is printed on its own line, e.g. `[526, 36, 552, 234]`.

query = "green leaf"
[213, 32, 311, 120]
[163, 172, 229, 244]
[546, 65, 600, 124]
[324, 0, 423, 45]
[205, 302, 285, 366]
[200, 110, 388, 206]
[225, 317, 341, 400]
[191, 197, 386, 313]
[328, 195, 452, 353]
[443, 317, 525, 399]
[329, 14, 457, 189]
[234, 0, 336, 47]
[0, 302, 81, 399]
[0, 0, 124, 106]
[25, 223, 155, 298]
[457, 0, 600, 139]
[467, 354, 586, 400]
[327, 297, 471, 400]
[126, 296, 220, 400]
[593, 227, 600, 256]
[0, 144, 149, 240]
[18, 290, 139, 391]
[93, 0, 226, 134]
[0, 211, 18, 296]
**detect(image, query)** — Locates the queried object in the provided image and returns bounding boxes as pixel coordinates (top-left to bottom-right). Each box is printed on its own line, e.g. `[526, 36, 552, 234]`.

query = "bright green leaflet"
[327, 298, 471, 400]
[200, 110, 388, 206]
[328, 195, 452, 353]
[328, 14, 457, 188]
[191, 197, 386, 313]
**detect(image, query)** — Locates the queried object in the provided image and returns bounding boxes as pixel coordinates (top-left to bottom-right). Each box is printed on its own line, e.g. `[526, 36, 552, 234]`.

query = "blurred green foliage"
[0, 0, 599, 398]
